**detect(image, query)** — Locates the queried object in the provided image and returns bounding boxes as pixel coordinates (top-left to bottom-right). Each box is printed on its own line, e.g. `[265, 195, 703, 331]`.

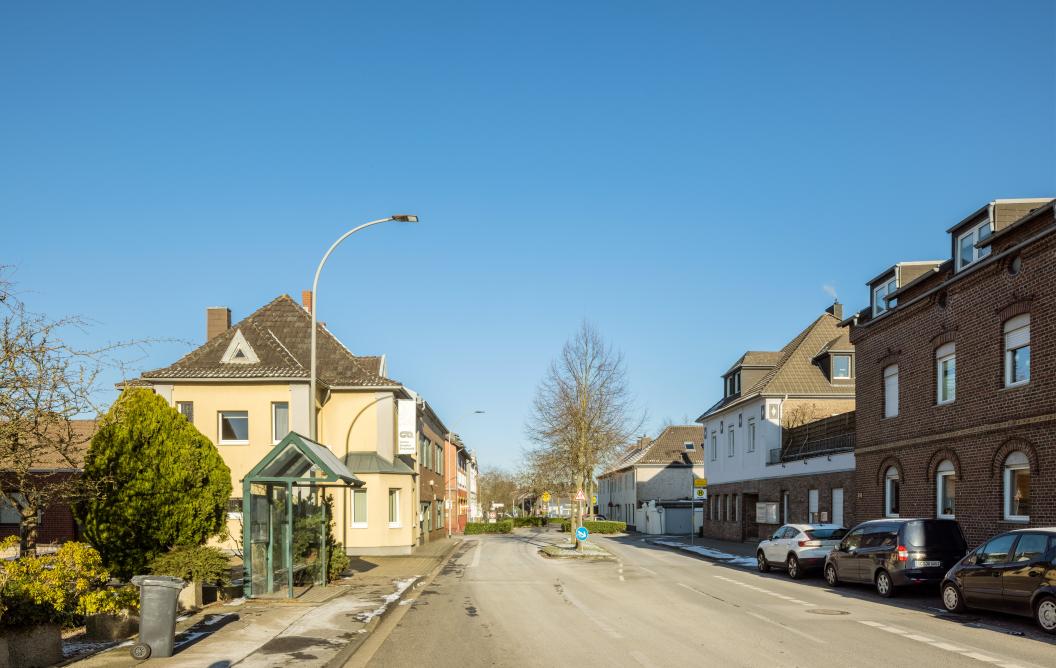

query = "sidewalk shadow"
[171, 612, 240, 655]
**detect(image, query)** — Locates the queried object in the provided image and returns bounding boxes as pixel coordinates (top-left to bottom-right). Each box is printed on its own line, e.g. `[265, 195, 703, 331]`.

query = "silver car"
[757, 523, 847, 579]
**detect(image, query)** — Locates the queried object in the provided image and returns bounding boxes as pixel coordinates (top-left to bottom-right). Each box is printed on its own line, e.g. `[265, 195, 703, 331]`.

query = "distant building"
[844, 198, 1055, 546]
[697, 304, 856, 542]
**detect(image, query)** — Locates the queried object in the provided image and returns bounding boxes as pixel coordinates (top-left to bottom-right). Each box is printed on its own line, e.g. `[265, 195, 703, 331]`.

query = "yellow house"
[134, 294, 422, 555]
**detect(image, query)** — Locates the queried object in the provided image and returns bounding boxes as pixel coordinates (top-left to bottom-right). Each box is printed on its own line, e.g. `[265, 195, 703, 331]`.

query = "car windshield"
[904, 520, 966, 549]
[805, 528, 847, 540]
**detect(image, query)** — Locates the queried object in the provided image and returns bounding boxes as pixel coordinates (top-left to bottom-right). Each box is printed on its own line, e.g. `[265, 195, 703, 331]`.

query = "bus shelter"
[241, 431, 362, 599]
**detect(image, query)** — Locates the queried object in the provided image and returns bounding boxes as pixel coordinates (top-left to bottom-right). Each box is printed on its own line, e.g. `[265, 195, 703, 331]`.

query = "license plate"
[914, 560, 941, 568]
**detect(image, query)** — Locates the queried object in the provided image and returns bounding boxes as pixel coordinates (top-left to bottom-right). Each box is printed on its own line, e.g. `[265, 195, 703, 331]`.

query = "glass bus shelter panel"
[248, 483, 271, 597]
[269, 484, 289, 594]
[259, 443, 314, 479]
[292, 485, 325, 587]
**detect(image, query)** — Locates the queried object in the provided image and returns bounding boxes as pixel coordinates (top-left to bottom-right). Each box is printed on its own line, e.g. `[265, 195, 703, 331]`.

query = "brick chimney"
[206, 307, 231, 341]
[826, 301, 843, 320]
[301, 290, 313, 315]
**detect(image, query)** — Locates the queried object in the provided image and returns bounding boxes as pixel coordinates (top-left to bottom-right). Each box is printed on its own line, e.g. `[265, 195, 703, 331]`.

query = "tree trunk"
[20, 505, 39, 556]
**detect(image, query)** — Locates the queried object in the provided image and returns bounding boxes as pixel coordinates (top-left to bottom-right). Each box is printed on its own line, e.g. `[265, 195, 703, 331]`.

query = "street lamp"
[309, 215, 420, 440]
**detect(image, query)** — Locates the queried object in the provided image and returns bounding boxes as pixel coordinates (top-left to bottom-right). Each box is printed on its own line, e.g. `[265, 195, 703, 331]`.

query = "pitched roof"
[697, 312, 854, 421]
[344, 452, 415, 475]
[599, 438, 652, 477]
[635, 425, 706, 466]
[723, 351, 781, 376]
[140, 295, 400, 388]
[0, 419, 97, 471]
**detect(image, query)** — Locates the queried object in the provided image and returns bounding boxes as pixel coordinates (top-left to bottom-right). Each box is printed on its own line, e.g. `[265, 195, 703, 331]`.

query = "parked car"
[940, 528, 1056, 633]
[756, 524, 847, 579]
[824, 518, 967, 597]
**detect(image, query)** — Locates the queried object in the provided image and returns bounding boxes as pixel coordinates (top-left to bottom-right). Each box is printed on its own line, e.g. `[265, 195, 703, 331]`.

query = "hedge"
[464, 520, 513, 534]
[512, 517, 551, 528]
[559, 520, 627, 534]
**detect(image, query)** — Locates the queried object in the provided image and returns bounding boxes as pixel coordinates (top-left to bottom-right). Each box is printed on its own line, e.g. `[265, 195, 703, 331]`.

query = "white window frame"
[1003, 452, 1030, 522]
[176, 401, 194, 422]
[832, 354, 851, 379]
[711, 433, 717, 461]
[1004, 314, 1030, 388]
[884, 467, 900, 518]
[271, 402, 289, 445]
[936, 460, 955, 519]
[218, 410, 250, 445]
[808, 489, 819, 523]
[747, 419, 756, 453]
[388, 488, 401, 528]
[935, 343, 956, 405]
[872, 277, 898, 316]
[351, 488, 368, 528]
[956, 220, 993, 270]
[727, 429, 735, 457]
[883, 365, 899, 418]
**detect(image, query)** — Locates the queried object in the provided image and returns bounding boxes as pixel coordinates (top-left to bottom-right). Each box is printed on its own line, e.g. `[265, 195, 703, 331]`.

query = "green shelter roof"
[244, 431, 363, 486]
[344, 452, 415, 475]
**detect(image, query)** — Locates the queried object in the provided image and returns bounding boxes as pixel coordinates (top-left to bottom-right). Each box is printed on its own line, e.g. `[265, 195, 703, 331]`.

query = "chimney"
[302, 290, 313, 315]
[206, 307, 231, 341]
[827, 301, 843, 320]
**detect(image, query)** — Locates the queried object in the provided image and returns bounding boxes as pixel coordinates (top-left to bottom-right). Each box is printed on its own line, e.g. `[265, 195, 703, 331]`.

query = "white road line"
[469, 541, 483, 568]
[711, 575, 816, 607]
[744, 611, 827, 645]
[905, 634, 935, 643]
[961, 653, 1000, 663]
[857, 621, 885, 627]
[619, 575, 625, 582]
[859, 620, 1027, 667]
[932, 642, 968, 652]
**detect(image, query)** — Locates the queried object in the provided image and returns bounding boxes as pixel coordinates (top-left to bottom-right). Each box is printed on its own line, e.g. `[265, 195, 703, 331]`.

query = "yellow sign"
[591, 495, 597, 505]
[694, 478, 708, 488]
[541, 491, 552, 502]
[694, 488, 707, 499]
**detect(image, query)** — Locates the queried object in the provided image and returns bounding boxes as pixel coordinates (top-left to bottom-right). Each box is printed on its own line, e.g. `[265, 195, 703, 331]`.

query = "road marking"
[559, 585, 623, 639]
[905, 634, 935, 642]
[744, 611, 826, 644]
[932, 642, 968, 652]
[469, 541, 483, 568]
[858, 621, 1027, 667]
[709, 575, 816, 607]
[961, 653, 1000, 663]
[619, 575, 625, 582]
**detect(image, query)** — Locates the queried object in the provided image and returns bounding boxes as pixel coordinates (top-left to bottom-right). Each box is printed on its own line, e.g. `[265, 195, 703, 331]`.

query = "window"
[684, 441, 695, 451]
[0, 493, 25, 524]
[218, 411, 249, 444]
[421, 502, 432, 533]
[808, 489, 819, 523]
[872, 277, 898, 316]
[271, 402, 289, 444]
[227, 497, 243, 519]
[436, 444, 444, 475]
[936, 460, 955, 518]
[351, 489, 367, 528]
[437, 501, 445, 529]
[747, 420, 756, 453]
[935, 343, 956, 405]
[884, 467, 900, 517]
[177, 401, 194, 422]
[957, 220, 993, 270]
[1011, 534, 1048, 563]
[842, 527, 865, 551]
[1004, 314, 1030, 387]
[711, 433, 717, 461]
[733, 494, 740, 522]
[883, 365, 899, 418]
[832, 355, 851, 379]
[727, 429, 735, 457]
[388, 489, 401, 527]
[725, 495, 731, 522]
[1004, 452, 1030, 521]
[977, 534, 1016, 565]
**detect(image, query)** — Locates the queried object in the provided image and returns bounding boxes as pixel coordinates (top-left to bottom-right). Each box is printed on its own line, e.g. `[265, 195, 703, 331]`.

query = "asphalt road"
[348, 529, 1056, 668]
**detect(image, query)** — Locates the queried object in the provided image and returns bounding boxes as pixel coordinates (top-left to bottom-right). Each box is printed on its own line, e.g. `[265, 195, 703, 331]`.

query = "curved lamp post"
[309, 215, 419, 440]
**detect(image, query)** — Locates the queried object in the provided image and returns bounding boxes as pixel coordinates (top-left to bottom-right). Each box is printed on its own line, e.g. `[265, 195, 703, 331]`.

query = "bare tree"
[477, 467, 519, 521]
[0, 271, 143, 554]
[526, 322, 640, 549]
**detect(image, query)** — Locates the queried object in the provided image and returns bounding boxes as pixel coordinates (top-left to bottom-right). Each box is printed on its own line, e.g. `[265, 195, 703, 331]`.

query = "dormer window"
[872, 277, 898, 316]
[725, 371, 741, 397]
[684, 441, 695, 451]
[956, 219, 993, 270]
[832, 354, 851, 379]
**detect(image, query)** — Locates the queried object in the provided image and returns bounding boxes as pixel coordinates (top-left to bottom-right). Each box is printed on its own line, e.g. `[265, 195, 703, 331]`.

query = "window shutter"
[1005, 316, 1030, 349]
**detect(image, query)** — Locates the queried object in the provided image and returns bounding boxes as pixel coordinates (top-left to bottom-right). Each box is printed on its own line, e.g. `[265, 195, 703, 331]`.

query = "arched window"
[884, 467, 900, 518]
[1004, 315, 1030, 387]
[936, 460, 955, 519]
[1004, 451, 1030, 521]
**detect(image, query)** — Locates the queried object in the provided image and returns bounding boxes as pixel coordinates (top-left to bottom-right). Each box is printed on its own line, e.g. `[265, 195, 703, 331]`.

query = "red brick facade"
[1, 472, 82, 545]
[849, 203, 1055, 547]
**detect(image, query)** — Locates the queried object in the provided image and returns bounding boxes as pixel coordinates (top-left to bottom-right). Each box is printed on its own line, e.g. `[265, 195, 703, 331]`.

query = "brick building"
[697, 305, 857, 542]
[844, 198, 1055, 547]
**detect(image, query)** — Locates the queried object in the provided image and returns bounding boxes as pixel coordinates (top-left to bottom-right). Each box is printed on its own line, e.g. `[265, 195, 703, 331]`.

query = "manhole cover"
[805, 609, 850, 616]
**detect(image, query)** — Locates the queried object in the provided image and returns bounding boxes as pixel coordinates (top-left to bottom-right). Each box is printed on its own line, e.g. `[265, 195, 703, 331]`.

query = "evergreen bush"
[80, 389, 232, 578]
[464, 520, 513, 534]
[150, 545, 231, 586]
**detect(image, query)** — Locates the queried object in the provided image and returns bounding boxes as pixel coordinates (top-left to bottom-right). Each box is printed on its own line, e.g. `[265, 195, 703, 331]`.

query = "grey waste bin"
[129, 575, 185, 660]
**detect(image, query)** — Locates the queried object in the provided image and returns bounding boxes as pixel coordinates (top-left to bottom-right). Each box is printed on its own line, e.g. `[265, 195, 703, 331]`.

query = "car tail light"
[896, 545, 909, 562]
[798, 540, 822, 547]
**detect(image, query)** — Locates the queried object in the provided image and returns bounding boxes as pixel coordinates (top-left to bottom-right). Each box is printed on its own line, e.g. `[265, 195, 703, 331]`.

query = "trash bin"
[129, 575, 185, 660]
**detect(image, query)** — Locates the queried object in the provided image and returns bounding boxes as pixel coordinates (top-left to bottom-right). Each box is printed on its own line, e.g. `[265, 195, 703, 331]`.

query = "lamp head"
[391, 214, 419, 223]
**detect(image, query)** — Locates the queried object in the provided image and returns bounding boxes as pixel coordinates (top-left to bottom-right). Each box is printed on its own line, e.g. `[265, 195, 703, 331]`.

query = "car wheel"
[875, 570, 895, 598]
[941, 582, 966, 613]
[787, 554, 804, 580]
[824, 563, 840, 587]
[757, 551, 770, 573]
[1035, 595, 1056, 634]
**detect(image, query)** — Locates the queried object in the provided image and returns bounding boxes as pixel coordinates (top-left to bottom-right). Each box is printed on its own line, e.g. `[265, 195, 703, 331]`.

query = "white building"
[467, 451, 481, 522]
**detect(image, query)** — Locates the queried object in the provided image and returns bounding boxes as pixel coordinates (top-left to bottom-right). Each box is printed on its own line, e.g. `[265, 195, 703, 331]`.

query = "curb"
[644, 538, 755, 567]
[325, 539, 463, 668]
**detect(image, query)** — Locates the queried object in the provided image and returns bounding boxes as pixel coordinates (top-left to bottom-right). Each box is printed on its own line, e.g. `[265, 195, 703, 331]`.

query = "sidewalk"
[66, 538, 460, 668]
[640, 533, 757, 568]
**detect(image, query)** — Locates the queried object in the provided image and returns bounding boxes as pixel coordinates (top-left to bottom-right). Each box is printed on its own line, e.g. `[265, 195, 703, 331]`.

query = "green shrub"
[464, 520, 513, 534]
[559, 520, 627, 534]
[512, 517, 550, 528]
[80, 389, 233, 578]
[150, 545, 231, 586]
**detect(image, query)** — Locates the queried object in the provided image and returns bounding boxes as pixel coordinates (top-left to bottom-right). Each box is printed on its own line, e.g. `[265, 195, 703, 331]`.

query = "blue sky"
[3, 2, 1054, 470]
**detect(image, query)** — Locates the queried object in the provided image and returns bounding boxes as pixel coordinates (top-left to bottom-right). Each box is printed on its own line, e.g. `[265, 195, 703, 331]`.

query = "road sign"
[694, 478, 708, 488]
[574, 490, 585, 502]
[541, 491, 552, 503]
[693, 487, 707, 500]
[575, 526, 589, 541]
[591, 495, 597, 505]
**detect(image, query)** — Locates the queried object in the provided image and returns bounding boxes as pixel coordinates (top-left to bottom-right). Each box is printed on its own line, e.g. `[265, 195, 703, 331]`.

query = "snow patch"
[654, 540, 756, 568]
[352, 577, 418, 623]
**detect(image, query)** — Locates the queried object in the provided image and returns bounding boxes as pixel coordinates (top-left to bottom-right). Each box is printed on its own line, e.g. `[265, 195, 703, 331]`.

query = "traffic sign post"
[575, 526, 589, 542]
[691, 479, 708, 546]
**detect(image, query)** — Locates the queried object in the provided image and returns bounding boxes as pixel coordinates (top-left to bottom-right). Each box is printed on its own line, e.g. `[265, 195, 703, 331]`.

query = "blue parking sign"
[575, 526, 589, 541]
